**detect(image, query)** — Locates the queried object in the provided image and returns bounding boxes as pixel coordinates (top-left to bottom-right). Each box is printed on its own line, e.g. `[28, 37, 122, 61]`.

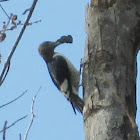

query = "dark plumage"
[38, 36, 84, 114]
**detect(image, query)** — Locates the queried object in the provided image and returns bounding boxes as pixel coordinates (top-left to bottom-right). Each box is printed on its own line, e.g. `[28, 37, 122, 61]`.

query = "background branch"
[24, 87, 41, 140]
[0, 0, 9, 2]
[2, 121, 7, 140]
[0, 116, 28, 133]
[0, 4, 10, 18]
[19, 134, 21, 140]
[0, 0, 38, 86]
[0, 90, 28, 109]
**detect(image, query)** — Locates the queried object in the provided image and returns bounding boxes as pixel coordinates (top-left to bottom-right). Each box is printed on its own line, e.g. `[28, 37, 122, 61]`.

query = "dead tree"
[83, 0, 140, 139]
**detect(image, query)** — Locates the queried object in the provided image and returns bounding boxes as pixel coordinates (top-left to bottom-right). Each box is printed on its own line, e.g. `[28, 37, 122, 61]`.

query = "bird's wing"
[47, 54, 83, 114]
[47, 54, 71, 93]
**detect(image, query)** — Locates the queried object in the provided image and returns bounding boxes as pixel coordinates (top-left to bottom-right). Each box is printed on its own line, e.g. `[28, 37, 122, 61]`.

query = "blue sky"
[0, 0, 139, 139]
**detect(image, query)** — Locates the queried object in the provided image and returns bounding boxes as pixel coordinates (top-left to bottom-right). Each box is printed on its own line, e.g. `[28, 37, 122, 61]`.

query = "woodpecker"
[38, 35, 84, 114]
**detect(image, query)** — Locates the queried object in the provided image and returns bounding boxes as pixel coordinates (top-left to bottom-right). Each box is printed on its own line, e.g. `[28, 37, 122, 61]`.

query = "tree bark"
[83, 0, 140, 139]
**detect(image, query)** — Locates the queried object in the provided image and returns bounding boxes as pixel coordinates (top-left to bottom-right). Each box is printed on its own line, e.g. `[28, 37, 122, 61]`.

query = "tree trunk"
[83, 0, 140, 139]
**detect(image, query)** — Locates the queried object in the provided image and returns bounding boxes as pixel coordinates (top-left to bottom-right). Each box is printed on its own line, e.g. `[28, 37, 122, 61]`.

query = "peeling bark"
[83, 0, 140, 139]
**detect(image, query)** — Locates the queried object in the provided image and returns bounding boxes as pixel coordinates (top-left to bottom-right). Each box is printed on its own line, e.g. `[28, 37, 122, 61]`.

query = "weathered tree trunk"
[83, 0, 140, 139]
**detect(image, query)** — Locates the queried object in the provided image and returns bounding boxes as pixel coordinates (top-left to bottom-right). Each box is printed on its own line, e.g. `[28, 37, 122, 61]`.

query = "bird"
[38, 35, 84, 114]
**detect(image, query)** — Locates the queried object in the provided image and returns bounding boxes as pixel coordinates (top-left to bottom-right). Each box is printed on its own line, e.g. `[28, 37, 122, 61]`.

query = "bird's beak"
[54, 41, 61, 48]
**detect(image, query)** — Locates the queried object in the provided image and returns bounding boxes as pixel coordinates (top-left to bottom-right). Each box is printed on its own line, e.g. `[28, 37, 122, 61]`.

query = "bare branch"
[19, 134, 22, 140]
[26, 19, 41, 25]
[0, 12, 12, 36]
[0, 61, 10, 84]
[0, 14, 12, 41]
[0, 115, 28, 133]
[0, 90, 28, 109]
[0, 0, 9, 2]
[0, 0, 38, 86]
[24, 87, 41, 140]
[22, 8, 31, 15]
[3, 121, 7, 140]
[0, 52, 1, 63]
[0, 20, 41, 33]
[0, 4, 10, 18]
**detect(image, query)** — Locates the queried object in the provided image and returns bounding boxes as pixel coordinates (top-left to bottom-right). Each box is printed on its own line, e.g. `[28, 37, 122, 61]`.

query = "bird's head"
[38, 41, 61, 63]
[38, 36, 73, 62]
[38, 41, 60, 57]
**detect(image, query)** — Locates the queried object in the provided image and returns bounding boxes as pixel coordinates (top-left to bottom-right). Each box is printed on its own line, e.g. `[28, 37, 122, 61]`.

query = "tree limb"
[2, 121, 7, 140]
[0, 4, 10, 18]
[0, 61, 10, 86]
[0, 0, 38, 86]
[0, 0, 9, 2]
[0, 90, 28, 109]
[0, 116, 28, 133]
[24, 87, 41, 140]
[22, 8, 31, 15]
[19, 134, 22, 140]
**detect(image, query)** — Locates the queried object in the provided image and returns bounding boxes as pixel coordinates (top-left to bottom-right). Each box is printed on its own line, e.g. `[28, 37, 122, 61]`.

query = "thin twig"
[0, 0, 9, 2]
[0, 61, 10, 85]
[24, 87, 41, 140]
[0, 4, 10, 18]
[22, 8, 31, 15]
[0, 0, 38, 86]
[0, 90, 28, 109]
[3, 121, 7, 140]
[19, 134, 22, 140]
[0, 115, 28, 133]
[0, 12, 12, 35]
[27, 19, 41, 25]
[0, 20, 41, 32]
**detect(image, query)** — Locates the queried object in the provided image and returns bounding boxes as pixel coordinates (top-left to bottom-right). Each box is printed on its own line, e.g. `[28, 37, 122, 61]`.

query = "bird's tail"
[70, 93, 84, 114]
